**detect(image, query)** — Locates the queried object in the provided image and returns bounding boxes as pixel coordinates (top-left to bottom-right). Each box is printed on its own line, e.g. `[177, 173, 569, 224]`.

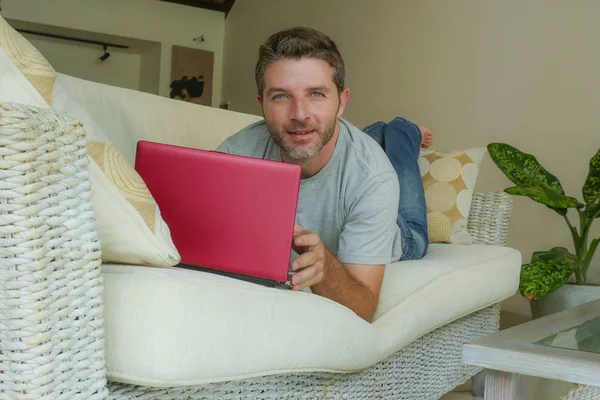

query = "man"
[216, 27, 429, 323]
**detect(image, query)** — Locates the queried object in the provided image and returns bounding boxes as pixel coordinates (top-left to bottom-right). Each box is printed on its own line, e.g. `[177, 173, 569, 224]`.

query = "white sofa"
[0, 16, 522, 399]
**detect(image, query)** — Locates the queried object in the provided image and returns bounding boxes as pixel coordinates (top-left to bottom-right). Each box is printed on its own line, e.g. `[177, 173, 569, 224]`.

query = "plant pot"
[530, 283, 600, 319]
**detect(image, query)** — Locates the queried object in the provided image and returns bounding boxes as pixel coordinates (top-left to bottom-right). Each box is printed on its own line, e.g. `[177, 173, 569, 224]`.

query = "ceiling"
[161, 0, 236, 15]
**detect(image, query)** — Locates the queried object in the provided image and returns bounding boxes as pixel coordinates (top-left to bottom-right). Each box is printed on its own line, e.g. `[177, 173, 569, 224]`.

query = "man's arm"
[290, 171, 400, 323]
[313, 260, 384, 323]
[290, 225, 385, 323]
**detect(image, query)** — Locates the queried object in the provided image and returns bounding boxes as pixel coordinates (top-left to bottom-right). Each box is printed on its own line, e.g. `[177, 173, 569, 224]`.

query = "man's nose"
[290, 98, 309, 121]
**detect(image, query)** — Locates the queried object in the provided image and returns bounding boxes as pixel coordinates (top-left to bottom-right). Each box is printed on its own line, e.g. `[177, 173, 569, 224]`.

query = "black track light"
[99, 44, 110, 62]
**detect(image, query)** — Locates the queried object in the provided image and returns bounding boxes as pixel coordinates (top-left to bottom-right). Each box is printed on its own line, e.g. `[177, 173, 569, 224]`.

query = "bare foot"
[419, 125, 433, 149]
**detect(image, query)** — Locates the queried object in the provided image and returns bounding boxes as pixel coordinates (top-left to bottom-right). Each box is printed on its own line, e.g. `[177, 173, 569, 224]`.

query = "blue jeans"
[363, 117, 429, 260]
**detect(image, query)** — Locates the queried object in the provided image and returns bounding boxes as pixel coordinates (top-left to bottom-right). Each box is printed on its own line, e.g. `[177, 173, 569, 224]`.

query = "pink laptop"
[135, 140, 301, 284]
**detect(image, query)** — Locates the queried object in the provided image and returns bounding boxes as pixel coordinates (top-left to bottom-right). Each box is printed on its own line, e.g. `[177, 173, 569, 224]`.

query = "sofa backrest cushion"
[58, 73, 263, 165]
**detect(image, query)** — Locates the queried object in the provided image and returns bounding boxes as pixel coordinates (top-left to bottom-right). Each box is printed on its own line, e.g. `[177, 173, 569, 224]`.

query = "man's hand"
[289, 224, 385, 323]
[290, 224, 330, 291]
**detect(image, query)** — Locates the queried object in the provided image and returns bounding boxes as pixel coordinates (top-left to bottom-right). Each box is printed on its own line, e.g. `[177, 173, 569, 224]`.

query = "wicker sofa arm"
[467, 191, 513, 247]
[561, 384, 600, 400]
[0, 102, 108, 399]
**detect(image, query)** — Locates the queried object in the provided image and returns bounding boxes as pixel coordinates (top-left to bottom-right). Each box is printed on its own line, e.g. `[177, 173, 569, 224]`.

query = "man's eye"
[273, 94, 286, 100]
[312, 92, 325, 97]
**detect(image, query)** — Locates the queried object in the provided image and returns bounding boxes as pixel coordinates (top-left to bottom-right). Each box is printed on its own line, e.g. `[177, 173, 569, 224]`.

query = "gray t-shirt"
[216, 118, 403, 265]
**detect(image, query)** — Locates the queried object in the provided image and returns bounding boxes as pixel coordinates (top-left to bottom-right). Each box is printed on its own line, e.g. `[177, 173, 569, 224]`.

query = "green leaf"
[585, 238, 600, 268]
[583, 148, 600, 218]
[519, 247, 578, 300]
[504, 186, 569, 215]
[488, 143, 583, 213]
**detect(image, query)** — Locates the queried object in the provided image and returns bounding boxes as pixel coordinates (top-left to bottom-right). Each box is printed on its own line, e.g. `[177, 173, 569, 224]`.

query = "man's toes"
[421, 133, 433, 148]
[418, 125, 434, 148]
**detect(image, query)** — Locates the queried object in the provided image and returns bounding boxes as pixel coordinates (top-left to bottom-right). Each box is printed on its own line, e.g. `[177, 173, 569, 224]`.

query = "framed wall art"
[170, 45, 214, 106]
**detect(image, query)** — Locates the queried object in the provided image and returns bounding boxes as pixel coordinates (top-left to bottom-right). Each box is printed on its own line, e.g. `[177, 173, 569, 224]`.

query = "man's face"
[258, 58, 349, 160]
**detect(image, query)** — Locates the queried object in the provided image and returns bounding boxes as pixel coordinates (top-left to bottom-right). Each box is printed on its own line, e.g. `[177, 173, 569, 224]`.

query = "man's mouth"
[288, 130, 314, 135]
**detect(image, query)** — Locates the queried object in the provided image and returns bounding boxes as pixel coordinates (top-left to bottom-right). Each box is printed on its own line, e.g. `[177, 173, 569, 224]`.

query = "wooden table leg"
[485, 370, 525, 400]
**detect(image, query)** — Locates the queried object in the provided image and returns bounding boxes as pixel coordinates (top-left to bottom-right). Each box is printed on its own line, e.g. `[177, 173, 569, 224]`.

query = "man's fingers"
[293, 225, 318, 255]
[290, 252, 317, 271]
[292, 243, 308, 255]
[294, 224, 304, 236]
[293, 232, 320, 248]
[290, 228, 326, 289]
[292, 225, 309, 254]
[290, 265, 323, 291]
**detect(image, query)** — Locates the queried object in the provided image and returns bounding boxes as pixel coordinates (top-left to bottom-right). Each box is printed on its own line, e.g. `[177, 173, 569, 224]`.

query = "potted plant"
[487, 143, 600, 318]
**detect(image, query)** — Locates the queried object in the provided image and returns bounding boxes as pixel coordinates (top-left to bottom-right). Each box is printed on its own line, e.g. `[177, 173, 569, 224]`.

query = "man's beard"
[266, 114, 338, 161]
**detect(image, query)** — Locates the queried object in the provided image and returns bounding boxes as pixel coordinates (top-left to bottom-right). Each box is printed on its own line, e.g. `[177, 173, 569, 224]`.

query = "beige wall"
[23, 34, 142, 91]
[139, 40, 162, 95]
[223, 0, 600, 318]
[2, 0, 225, 106]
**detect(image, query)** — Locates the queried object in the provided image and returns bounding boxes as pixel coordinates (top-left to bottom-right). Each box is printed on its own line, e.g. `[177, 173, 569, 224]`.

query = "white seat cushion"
[101, 243, 521, 387]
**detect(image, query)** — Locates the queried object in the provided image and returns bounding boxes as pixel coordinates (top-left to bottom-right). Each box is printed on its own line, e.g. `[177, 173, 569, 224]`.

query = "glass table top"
[535, 316, 600, 354]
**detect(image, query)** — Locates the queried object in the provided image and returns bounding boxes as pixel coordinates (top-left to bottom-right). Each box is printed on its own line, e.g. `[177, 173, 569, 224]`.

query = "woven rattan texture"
[0, 102, 108, 399]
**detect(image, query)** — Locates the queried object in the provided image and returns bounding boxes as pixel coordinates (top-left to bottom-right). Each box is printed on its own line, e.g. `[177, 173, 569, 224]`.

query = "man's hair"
[255, 27, 345, 97]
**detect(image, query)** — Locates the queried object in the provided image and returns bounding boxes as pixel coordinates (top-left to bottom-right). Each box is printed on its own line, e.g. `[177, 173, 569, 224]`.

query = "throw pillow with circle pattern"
[418, 148, 486, 244]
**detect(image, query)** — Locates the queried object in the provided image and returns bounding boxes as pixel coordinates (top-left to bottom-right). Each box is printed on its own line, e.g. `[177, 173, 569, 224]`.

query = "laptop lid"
[135, 140, 301, 282]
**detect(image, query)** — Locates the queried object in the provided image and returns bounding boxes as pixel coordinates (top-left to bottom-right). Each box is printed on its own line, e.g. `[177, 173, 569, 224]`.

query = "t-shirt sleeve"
[337, 171, 402, 265]
[215, 137, 233, 154]
[213, 122, 272, 158]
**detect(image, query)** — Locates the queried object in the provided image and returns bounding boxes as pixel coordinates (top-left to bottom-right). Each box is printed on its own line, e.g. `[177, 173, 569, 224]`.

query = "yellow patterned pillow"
[0, 16, 180, 266]
[0, 16, 56, 105]
[88, 141, 157, 230]
[418, 148, 486, 244]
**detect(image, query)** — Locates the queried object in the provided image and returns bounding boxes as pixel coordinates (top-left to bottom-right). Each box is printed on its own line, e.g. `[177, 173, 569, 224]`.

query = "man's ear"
[337, 88, 351, 117]
[257, 94, 264, 107]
